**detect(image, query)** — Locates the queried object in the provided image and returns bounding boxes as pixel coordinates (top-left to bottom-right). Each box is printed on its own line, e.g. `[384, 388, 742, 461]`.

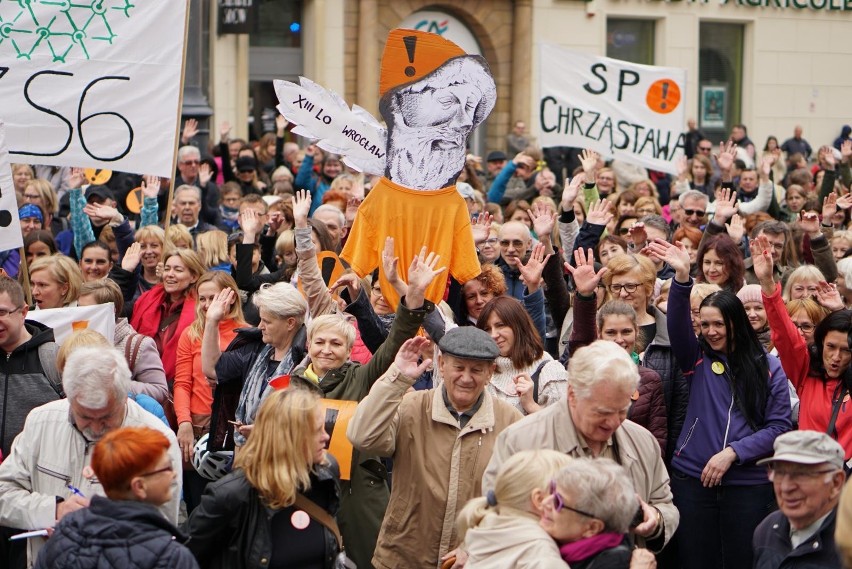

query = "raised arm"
[200, 288, 235, 381]
[293, 190, 337, 316]
[566, 248, 607, 354]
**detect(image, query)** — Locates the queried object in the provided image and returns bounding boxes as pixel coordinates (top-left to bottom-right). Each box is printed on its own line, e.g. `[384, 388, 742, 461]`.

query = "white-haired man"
[0, 347, 181, 567]
[312, 204, 348, 252]
[483, 340, 679, 552]
[175, 145, 219, 226]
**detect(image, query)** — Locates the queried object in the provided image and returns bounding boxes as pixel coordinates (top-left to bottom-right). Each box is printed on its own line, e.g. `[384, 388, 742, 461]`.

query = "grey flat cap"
[757, 430, 845, 470]
[438, 326, 499, 361]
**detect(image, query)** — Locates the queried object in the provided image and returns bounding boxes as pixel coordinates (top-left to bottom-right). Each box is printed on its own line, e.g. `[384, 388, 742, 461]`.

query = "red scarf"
[130, 284, 196, 380]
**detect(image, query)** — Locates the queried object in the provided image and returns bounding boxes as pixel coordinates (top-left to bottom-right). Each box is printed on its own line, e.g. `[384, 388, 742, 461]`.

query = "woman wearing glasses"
[753, 234, 852, 461]
[647, 238, 792, 569]
[35, 426, 196, 569]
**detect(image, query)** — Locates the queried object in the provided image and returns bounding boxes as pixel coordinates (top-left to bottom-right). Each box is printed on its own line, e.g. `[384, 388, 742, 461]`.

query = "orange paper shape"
[269, 374, 291, 390]
[84, 168, 113, 185]
[379, 28, 465, 97]
[322, 399, 358, 480]
[125, 187, 143, 214]
[71, 320, 89, 331]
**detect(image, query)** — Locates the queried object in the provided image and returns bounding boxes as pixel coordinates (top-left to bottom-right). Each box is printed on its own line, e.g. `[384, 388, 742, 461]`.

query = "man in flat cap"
[348, 327, 522, 569]
[753, 430, 847, 569]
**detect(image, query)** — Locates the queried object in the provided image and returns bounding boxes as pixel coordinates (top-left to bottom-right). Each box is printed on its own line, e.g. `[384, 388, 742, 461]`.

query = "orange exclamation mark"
[403, 35, 417, 77]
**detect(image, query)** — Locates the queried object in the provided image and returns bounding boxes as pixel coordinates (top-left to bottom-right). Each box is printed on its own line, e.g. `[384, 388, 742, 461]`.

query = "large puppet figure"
[275, 29, 496, 308]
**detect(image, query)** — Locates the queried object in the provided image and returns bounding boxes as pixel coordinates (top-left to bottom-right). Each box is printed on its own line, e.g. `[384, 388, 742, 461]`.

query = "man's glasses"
[766, 464, 838, 483]
[683, 209, 706, 218]
[608, 283, 641, 294]
[549, 480, 597, 518]
[181, 160, 200, 166]
[0, 306, 23, 318]
[698, 146, 713, 152]
[499, 239, 526, 248]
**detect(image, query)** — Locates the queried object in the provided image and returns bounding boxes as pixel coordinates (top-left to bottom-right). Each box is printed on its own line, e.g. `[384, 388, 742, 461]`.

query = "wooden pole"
[163, 0, 192, 236]
[18, 247, 31, 307]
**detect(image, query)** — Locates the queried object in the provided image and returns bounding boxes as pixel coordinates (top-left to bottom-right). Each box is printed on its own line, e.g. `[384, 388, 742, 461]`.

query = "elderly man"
[348, 327, 523, 569]
[174, 145, 219, 225]
[312, 204, 348, 252]
[753, 431, 846, 569]
[173, 185, 216, 238]
[678, 189, 709, 230]
[0, 346, 181, 568]
[495, 220, 531, 298]
[483, 340, 678, 551]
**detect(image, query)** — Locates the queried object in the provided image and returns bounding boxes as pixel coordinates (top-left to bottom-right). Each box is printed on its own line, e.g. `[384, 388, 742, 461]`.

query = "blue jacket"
[668, 278, 792, 485]
[294, 154, 330, 214]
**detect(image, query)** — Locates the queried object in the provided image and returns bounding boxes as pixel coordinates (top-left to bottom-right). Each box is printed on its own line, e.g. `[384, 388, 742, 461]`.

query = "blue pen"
[66, 484, 86, 498]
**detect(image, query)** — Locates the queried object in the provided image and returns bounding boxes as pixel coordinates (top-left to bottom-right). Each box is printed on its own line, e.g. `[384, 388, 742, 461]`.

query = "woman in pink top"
[174, 271, 246, 512]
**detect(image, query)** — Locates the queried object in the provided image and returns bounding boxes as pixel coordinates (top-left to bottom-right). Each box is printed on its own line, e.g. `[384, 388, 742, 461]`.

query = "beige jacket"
[463, 510, 567, 568]
[482, 401, 679, 550]
[0, 399, 181, 567]
[347, 363, 522, 569]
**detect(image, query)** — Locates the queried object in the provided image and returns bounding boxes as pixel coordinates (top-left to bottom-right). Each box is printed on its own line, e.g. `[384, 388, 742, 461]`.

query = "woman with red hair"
[35, 427, 197, 569]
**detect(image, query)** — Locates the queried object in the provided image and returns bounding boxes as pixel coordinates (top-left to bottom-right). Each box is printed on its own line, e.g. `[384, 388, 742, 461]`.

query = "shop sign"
[219, 0, 255, 35]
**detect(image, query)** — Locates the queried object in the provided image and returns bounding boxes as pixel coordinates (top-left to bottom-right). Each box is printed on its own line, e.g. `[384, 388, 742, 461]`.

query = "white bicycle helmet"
[192, 433, 234, 481]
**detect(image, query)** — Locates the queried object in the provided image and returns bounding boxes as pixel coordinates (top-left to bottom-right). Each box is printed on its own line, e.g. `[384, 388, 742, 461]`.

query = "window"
[606, 19, 655, 65]
[699, 23, 744, 138]
[250, 0, 302, 48]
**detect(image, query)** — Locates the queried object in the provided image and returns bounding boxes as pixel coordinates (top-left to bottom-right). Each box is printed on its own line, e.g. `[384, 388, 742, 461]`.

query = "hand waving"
[199, 163, 213, 187]
[798, 211, 821, 236]
[815, 281, 845, 312]
[141, 175, 161, 199]
[517, 242, 553, 293]
[471, 212, 493, 245]
[645, 239, 690, 281]
[564, 248, 607, 295]
[121, 242, 142, 272]
[292, 189, 312, 227]
[725, 214, 745, 243]
[586, 199, 614, 227]
[529, 202, 556, 242]
[394, 337, 432, 379]
[407, 247, 447, 294]
[715, 141, 737, 173]
[713, 187, 739, 223]
[561, 175, 583, 212]
[580, 149, 599, 177]
[206, 287, 235, 324]
[181, 119, 199, 143]
[748, 235, 776, 292]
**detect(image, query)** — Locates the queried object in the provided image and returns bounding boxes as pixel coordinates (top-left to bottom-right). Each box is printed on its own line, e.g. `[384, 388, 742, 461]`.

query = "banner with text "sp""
[538, 44, 687, 175]
[0, 1, 187, 177]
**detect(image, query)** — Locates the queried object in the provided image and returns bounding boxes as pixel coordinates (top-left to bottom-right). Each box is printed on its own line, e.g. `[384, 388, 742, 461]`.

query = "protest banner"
[0, 121, 24, 253]
[0, 1, 189, 177]
[27, 303, 115, 345]
[538, 44, 687, 175]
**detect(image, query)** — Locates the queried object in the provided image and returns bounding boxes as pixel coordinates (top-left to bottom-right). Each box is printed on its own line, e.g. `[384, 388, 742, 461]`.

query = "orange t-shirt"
[341, 177, 481, 309]
[173, 319, 242, 425]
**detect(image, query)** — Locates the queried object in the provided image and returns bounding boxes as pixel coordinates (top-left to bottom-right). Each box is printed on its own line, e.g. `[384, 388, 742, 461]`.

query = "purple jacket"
[668, 278, 792, 485]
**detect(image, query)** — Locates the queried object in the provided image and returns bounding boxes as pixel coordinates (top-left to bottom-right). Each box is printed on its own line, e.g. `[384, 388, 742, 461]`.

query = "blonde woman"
[195, 229, 231, 273]
[459, 450, 572, 568]
[113, 225, 166, 305]
[29, 254, 82, 309]
[174, 272, 246, 513]
[782, 264, 826, 302]
[186, 388, 341, 568]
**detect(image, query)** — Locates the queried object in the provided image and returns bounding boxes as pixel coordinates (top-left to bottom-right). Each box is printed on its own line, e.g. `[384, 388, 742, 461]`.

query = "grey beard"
[386, 129, 466, 190]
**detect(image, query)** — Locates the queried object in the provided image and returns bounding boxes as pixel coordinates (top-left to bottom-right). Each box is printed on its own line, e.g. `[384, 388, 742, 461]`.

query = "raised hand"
[330, 272, 361, 302]
[181, 118, 199, 144]
[821, 146, 837, 169]
[69, 167, 86, 189]
[628, 222, 648, 248]
[748, 235, 776, 292]
[760, 154, 774, 179]
[84, 203, 122, 226]
[292, 189, 311, 227]
[220, 121, 232, 143]
[645, 239, 690, 281]
[240, 208, 263, 241]
[798, 211, 822, 237]
[394, 337, 433, 379]
[561, 175, 583, 212]
[815, 281, 845, 312]
[837, 193, 852, 211]
[266, 210, 285, 235]
[585, 198, 613, 227]
[713, 187, 739, 223]
[725, 214, 745, 243]
[715, 141, 737, 173]
[121, 242, 142, 272]
[675, 155, 688, 180]
[141, 175, 161, 199]
[275, 114, 289, 135]
[205, 287, 235, 324]
[580, 149, 599, 180]
[198, 163, 213, 187]
[345, 196, 362, 224]
[842, 140, 852, 163]
[822, 193, 838, 224]
[564, 248, 607, 295]
[381, 237, 401, 287]
[517, 242, 553, 293]
[471, 212, 493, 245]
[407, 247, 446, 293]
[529, 202, 556, 243]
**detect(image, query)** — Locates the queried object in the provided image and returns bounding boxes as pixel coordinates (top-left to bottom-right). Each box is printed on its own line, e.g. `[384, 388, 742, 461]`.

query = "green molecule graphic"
[0, 1, 135, 63]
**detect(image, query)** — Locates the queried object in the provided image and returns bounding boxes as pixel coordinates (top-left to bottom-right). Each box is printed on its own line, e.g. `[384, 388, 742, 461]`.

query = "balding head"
[498, 221, 531, 267]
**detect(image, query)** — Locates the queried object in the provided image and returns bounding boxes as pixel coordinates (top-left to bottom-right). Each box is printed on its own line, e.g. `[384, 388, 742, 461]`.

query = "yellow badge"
[712, 361, 725, 375]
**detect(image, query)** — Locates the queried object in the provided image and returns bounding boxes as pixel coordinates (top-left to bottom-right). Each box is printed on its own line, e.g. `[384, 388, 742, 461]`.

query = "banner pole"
[19, 247, 31, 307]
[163, 0, 192, 236]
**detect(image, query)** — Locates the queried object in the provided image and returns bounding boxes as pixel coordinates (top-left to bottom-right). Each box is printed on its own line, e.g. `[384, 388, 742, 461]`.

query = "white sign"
[538, 44, 687, 175]
[27, 303, 115, 346]
[0, 121, 24, 252]
[0, 1, 188, 177]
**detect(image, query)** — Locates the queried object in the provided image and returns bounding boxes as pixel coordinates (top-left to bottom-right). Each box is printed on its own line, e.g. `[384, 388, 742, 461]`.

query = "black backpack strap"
[828, 383, 848, 439]
[530, 360, 549, 404]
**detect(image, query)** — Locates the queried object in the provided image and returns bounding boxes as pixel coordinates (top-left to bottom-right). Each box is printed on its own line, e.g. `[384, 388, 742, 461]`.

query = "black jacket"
[753, 509, 841, 569]
[35, 496, 198, 569]
[0, 321, 61, 456]
[185, 462, 340, 569]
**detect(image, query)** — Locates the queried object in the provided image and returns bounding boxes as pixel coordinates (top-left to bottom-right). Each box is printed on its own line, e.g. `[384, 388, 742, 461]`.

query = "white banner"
[538, 44, 687, 175]
[0, 1, 188, 177]
[27, 303, 115, 346]
[0, 121, 24, 252]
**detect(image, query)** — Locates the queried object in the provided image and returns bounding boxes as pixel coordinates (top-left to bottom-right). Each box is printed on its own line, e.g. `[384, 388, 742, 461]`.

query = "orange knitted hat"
[379, 28, 466, 97]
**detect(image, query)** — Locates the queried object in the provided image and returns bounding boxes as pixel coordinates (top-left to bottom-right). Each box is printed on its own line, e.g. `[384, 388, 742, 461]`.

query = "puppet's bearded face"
[382, 56, 496, 190]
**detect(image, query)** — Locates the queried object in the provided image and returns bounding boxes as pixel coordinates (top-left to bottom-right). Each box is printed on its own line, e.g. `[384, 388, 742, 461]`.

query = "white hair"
[174, 184, 202, 203]
[567, 340, 638, 399]
[253, 282, 308, 321]
[553, 458, 638, 533]
[313, 204, 346, 228]
[678, 189, 709, 207]
[63, 347, 131, 409]
[837, 257, 852, 289]
[178, 145, 201, 162]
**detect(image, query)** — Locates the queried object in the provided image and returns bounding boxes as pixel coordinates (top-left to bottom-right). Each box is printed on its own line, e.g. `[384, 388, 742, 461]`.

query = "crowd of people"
[1, 117, 852, 569]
